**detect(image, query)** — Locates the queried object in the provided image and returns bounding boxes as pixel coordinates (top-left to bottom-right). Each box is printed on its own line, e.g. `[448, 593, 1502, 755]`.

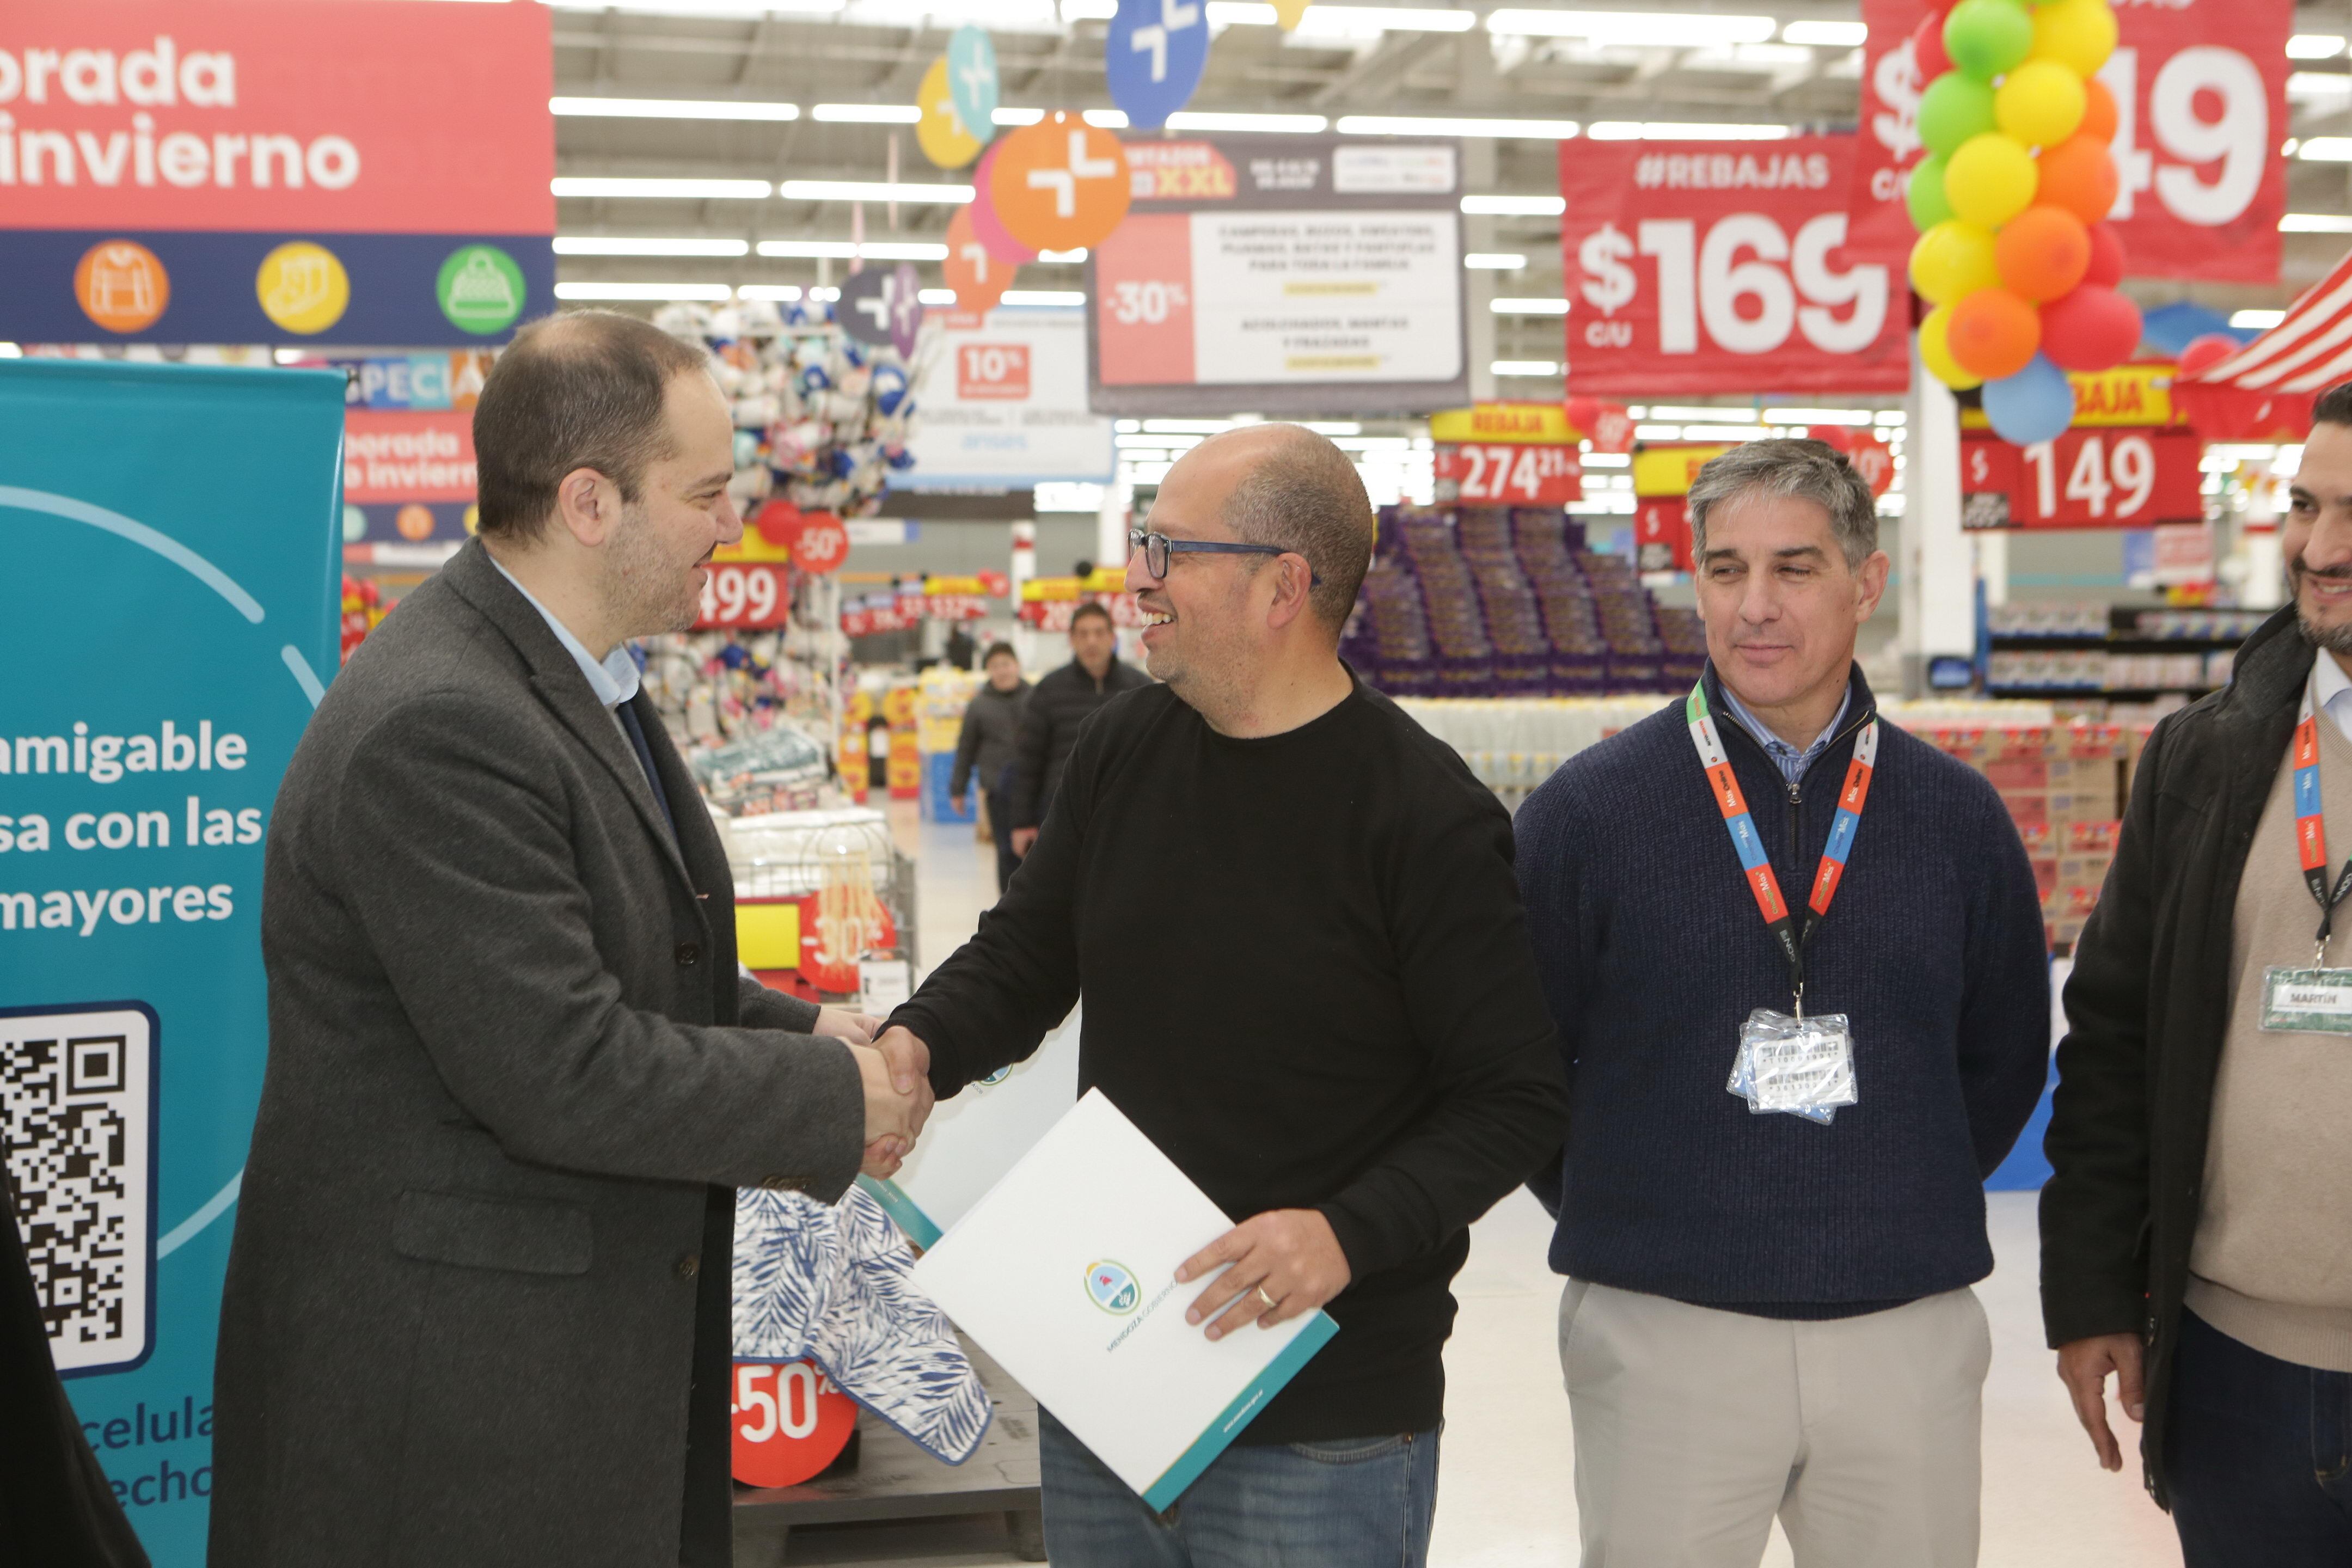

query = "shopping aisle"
[788, 813, 2184, 1568]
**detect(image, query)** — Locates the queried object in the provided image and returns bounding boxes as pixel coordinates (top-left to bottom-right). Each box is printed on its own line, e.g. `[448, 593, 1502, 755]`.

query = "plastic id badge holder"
[2261, 969, 2352, 1034]
[1728, 1009, 1859, 1124]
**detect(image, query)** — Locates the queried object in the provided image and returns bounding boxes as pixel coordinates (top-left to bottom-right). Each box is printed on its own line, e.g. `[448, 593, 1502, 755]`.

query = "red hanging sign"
[1560, 136, 1909, 396]
[693, 562, 792, 630]
[1434, 443, 1582, 505]
[1961, 426, 2204, 529]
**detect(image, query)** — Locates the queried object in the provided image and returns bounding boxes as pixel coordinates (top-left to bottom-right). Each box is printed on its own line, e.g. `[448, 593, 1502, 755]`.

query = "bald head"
[1176, 423, 1374, 631]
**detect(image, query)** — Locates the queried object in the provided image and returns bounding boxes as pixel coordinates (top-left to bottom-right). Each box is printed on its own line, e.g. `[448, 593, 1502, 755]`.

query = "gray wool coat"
[208, 540, 865, 1568]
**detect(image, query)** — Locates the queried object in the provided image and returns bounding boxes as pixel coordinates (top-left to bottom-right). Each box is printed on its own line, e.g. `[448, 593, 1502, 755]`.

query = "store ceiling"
[549, 0, 2352, 397]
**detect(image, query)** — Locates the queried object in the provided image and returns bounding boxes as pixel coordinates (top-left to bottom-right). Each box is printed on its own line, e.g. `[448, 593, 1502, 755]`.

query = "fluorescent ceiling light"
[1002, 289, 1086, 306]
[1582, 452, 1631, 466]
[1687, 41, 1814, 65]
[1485, 9, 1776, 44]
[808, 286, 840, 300]
[1491, 297, 1569, 314]
[1038, 247, 1089, 262]
[780, 180, 974, 203]
[2232, 309, 2287, 328]
[995, 106, 1046, 125]
[1647, 405, 1762, 421]
[1780, 19, 1866, 45]
[553, 281, 734, 301]
[2300, 138, 2352, 160]
[1336, 114, 1579, 138]
[552, 96, 800, 121]
[1062, 0, 1118, 17]
[1165, 111, 1330, 132]
[2283, 212, 2352, 232]
[1085, 108, 1131, 127]
[756, 238, 950, 259]
[1145, 419, 1238, 432]
[1302, 421, 1362, 435]
[1762, 407, 1874, 425]
[546, 0, 845, 14]
[737, 284, 806, 301]
[552, 176, 773, 198]
[1588, 121, 1792, 139]
[812, 104, 925, 123]
[554, 236, 752, 256]
[918, 288, 958, 304]
[2288, 72, 2352, 100]
[1465, 252, 1527, 268]
[2289, 33, 2347, 58]
[1462, 193, 1565, 215]
[1492, 360, 1561, 376]
[1204, 2, 1475, 30]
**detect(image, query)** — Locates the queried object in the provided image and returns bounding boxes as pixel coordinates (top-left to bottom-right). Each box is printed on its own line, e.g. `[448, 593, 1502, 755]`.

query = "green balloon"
[1908, 153, 1956, 231]
[1918, 71, 1998, 157]
[1943, 0, 2034, 79]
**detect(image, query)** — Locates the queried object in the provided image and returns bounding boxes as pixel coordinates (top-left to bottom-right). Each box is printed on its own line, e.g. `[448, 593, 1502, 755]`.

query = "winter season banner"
[1858, 0, 2290, 282]
[0, 0, 554, 344]
[1087, 134, 1468, 415]
[1560, 136, 1911, 395]
[0, 357, 345, 1565]
[906, 307, 1117, 487]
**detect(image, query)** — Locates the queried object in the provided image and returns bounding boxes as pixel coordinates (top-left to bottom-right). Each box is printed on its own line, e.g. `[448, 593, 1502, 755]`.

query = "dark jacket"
[2042, 603, 2315, 1509]
[950, 679, 1032, 800]
[1517, 663, 2050, 1312]
[211, 540, 861, 1568]
[0, 1178, 150, 1568]
[1007, 656, 1150, 828]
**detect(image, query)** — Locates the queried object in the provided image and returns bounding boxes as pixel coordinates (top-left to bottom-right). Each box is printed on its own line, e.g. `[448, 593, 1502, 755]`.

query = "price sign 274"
[1434, 443, 1582, 505]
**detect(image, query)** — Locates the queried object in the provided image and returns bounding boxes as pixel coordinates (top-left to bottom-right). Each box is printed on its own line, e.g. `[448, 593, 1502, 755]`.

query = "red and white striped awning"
[2184, 248, 2352, 394]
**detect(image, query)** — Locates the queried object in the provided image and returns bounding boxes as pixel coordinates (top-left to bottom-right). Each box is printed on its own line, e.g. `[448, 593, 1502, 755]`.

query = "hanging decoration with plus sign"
[986, 112, 1133, 252]
[947, 26, 1000, 148]
[916, 54, 983, 168]
[1105, 0, 1208, 130]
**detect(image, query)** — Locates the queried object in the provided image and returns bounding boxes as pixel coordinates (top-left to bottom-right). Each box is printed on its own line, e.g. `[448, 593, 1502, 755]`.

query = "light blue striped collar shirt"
[1718, 679, 1853, 789]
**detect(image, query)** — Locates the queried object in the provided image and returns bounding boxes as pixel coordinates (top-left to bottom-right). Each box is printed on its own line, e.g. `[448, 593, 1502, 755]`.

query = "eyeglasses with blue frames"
[1127, 528, 1322, 587]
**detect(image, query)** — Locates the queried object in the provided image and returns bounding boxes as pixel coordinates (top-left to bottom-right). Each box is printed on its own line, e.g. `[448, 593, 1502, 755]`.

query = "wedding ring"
[1254, 1285, 1279, 1312]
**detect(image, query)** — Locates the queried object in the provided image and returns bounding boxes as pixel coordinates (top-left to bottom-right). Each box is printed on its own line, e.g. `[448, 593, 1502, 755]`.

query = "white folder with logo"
[908, 1088, 1338, 1509]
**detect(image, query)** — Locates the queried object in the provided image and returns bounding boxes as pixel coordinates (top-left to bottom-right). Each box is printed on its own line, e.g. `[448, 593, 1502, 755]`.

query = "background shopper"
[1006, 599, 1147, 855]
[951, 640, 1033, 893]
[2044, 381, 2352, 1566]
[209, 312, 924, 1568]
[873, 424, 1567, 1566]
[1515, 439, 2049, 1568]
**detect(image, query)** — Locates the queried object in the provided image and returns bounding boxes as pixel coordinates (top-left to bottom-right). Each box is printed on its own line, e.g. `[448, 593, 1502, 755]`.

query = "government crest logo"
[1085, 1259, 1140, 1314]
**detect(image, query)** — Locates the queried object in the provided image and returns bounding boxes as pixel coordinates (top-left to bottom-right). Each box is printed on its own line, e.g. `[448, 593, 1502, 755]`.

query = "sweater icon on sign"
[75, 241, 171, 334]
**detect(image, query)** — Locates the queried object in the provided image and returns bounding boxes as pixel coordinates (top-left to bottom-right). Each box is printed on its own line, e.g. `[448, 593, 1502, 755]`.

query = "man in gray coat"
[209, 312, 931, 1568]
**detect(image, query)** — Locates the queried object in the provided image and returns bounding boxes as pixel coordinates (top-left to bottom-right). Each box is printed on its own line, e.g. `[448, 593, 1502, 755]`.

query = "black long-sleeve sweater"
[891, 675, 1569, 1442]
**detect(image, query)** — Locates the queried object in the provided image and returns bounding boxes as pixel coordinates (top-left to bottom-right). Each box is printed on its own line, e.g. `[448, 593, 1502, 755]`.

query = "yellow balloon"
[1921, 304, 1984, 390]
[2029, 0, 2116, 77]
[1994, 58, 2086, 148]
[915, 56, 982, 169]
[1271, 0, 1312, 25]
[1943, 131, 2039, 228]
[1909, 220, 2002, 306]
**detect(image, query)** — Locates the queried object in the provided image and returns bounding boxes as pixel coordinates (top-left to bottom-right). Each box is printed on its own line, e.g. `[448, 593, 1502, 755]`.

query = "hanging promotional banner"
[1105, 0, 1209, 130]
[838, 262, 924, 357]
[908, 306, 1116, 486]
[1961, 426, 2204, 528]
[1562, 137, 1907, 396]
[0, 0, 554, 345]
[1631, 443, 1735, 572]
[1089, 134, 1467, 416]
[947, 26, 999, 148]
[0, 356, 344, 1566]
[1856, 0, 2289, 283]
[1433, 444, 1582, 505]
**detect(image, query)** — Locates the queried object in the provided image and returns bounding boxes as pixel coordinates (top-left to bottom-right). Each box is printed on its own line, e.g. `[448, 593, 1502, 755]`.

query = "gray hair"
[1687, 438, 1878, 569]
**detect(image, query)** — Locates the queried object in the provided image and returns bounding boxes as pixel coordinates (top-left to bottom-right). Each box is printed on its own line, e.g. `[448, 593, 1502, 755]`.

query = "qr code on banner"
[2, 1004, 156, 1376]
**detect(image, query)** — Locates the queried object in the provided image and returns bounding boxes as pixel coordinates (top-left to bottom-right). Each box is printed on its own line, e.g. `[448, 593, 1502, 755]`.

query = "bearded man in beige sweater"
[2045, 379, 2352, 1566]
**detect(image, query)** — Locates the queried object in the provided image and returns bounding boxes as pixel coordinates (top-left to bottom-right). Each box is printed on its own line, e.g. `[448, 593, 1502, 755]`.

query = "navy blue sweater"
[1514, 665, 2049, 1315]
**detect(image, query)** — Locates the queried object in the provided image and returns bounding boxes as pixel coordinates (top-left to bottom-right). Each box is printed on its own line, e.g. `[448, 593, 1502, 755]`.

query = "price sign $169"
[1577, 214, 1888, 358]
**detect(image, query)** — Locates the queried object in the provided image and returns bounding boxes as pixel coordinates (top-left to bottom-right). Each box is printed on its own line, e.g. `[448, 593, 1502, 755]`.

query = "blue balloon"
[1106, 0, 1209, 130]
[1982, 353, 2075, 446]
[948, 26, 999, 146]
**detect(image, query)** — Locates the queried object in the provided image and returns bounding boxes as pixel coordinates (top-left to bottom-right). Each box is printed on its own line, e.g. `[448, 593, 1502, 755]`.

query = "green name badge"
[2261, 966, 2352, 1034]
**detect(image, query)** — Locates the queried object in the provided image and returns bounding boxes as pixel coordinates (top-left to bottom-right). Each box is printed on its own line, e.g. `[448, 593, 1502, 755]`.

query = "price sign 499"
[694, 562, 792, 629]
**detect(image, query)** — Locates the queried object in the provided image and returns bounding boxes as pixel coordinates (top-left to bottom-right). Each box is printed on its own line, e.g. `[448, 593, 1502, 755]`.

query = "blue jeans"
[2167, 1308, 2352, 1566]
[1036, 1407, 1440, 1567]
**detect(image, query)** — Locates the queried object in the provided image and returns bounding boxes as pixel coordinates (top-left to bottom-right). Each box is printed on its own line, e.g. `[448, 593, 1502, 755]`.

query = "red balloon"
[2041, 285, 2144, 372]
[1910, 11, 1952, 78]
[1565, 396, 1602, 433]
[2178, 333, 2240, 376]
[754, 498, 803, 549]
[2081, 222, 2126, 288]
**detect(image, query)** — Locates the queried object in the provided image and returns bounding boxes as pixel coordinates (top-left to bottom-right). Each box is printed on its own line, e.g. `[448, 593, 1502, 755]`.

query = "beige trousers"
[1559, 1280, 1991, 1568]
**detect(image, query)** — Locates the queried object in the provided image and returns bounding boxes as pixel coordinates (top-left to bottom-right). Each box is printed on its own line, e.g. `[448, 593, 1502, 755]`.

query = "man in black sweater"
[880, 425, 1567, 1566]
[1005, 599, 1148, 855]
[950, 640, 1032, 893]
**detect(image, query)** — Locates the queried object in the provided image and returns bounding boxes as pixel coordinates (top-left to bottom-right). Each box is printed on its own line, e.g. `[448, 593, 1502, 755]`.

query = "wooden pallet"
[731, 1342, 1045, 1564]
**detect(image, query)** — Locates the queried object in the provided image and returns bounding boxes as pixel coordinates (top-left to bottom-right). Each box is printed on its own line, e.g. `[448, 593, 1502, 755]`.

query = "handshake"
[851, 1025, 935, 1179]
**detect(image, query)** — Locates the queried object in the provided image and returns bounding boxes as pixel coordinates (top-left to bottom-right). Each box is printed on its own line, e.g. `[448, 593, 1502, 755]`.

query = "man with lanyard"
[1516, 438, 2049, 1567]
[2047, 383, 2352, 1565]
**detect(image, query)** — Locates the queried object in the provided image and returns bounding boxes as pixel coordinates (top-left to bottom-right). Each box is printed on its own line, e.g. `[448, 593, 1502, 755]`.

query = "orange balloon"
[941, 206, 1013, 314]
[1947, 287, 2043, 380]
[1994, 205, 2091, 301]
[2077, 76, 2118, 145]
[2035, 134, 2120, 225]
[987, 111, 1132, 253]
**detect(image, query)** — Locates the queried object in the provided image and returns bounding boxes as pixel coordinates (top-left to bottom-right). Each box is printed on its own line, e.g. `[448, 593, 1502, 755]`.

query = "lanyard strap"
[2293, 675, 2352, 959]
[1686, 680, 1879, 1010]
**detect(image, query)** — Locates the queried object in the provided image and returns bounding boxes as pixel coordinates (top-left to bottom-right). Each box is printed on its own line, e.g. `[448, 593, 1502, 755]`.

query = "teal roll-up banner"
[1, 357, 344, 1565]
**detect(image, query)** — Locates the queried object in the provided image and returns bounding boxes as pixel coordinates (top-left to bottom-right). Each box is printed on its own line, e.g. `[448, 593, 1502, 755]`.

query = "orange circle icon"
[987, 113, 1131, 253]
[942, 206, 1014, 314]
[396, 504, 437, 541]
[75, 241, 170, 334]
